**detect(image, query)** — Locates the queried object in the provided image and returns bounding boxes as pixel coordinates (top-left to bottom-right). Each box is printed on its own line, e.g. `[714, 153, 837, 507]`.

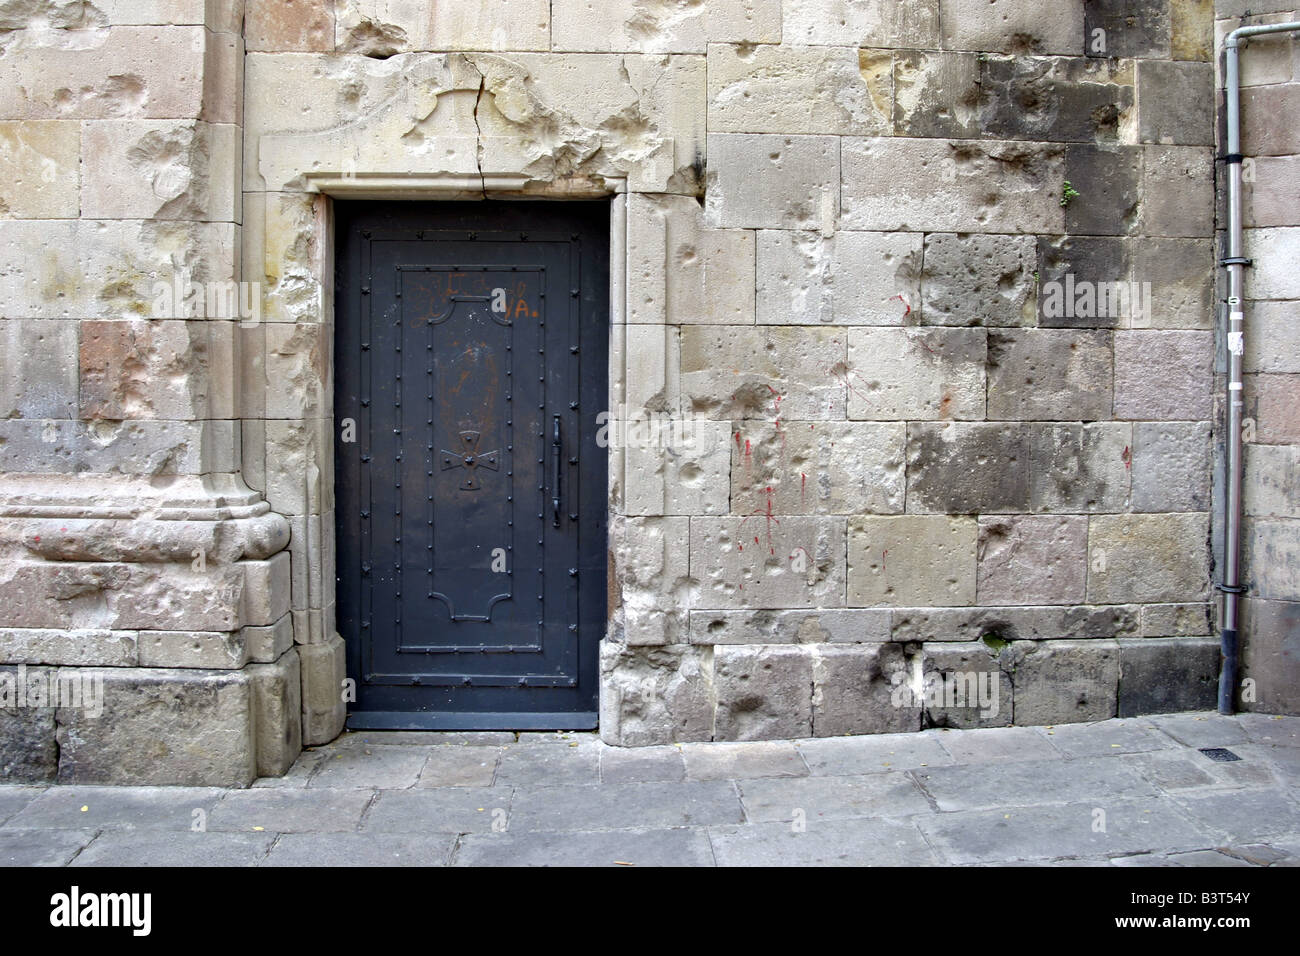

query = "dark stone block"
[1064, 144, 1142, 236]
[980, 56, 1134, 143]
[1240, 598, 1300, 714]
[1037, 235, 1133, 327]
[0, 667, 58, 782]
[1083, 0, 1171, 59]
[906, 422, 1031, 514]
[1118, 637, 1218, 717]
[1138, 60, 1214, 146]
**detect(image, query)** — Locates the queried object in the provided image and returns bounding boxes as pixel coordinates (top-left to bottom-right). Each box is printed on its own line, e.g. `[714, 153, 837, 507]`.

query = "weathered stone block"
[1036, 235, 1131, 329]
[264, 323, 328, 419]
[706, 133, 839, 231]
[249, 648, 302, 778]
[80, 320, 211, 421]
[812, 643, 918, 736]
[731, 420, 905, 516]
[0, 120, 79, 218]
[690, 516, 846, 610]
[1137, 60, 1213, 145]
[1117, 637, 1218, 717]
[981, 56, 1134, 144]
[241, 613, 295, 663]
[1114, 330, 1212, 420]
[615, 516, 692, 646]
[1241, 82, 1300, 156]
[1007, 639, 1120, 725]
[241, 551, 292, 628]
[1247, 444, 1300, 521]
[920, 233, 1036, 327]
[1087, 513, 1210, 603]
[939, 0, 1083, 55]
[1245, 230, 1300, 302]
[906, 423, 1031, 513]
[627, 193, 755, 326]
[848, 515, 977, 607]
[247, 0, 334, 51]
[598, 643, 714, 746]
[1130, 238, 1214, 329]
[756, 230, 921, 326]
[1142, 145, 1214, 238]
[846, 328, 986, 420]
[1141, 602, 1212, 637]
[0, 666, 56, 782]
[921, 643, 1012, 728]
[553, 0, 779, 52]
[714, 644, 812, 740]
[0, 320, 78, 420]
[842, 137, 1066, 234]
[1253, 373, 1300, 443]
[892, 50, 982, 138]
[1130, 421, 1210, 512]
[1028, 422, 1132, 512]
[138, 630, 249, 669]
[1084, 0, 1171, 58]
[688, 608, 892, 644]
[299, 633, 345, 745]
[624, 419, 731, 518]
[1170, 0, 1213, 61]
[986, 329, 1113, 421]
[1244, 156, 1300, 229]
[0, 628, 138, 666]
[708, 43, 890, 135]
[1239, 598, 1300, 714]
[679, 325, 845, 420]
[892, 604, 1140, 642]
[784, 0, 940, 47]
[54, 667, 256, 786]
[1063, 144, 1141, 236]
[977, 515, 1088, 606]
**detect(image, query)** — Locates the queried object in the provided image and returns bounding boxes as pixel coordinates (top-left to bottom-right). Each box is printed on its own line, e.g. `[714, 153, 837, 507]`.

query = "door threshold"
[346, 711, 598, 731]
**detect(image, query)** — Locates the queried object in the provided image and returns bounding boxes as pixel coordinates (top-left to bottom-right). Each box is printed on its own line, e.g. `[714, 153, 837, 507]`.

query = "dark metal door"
[334, 201, 609, 729]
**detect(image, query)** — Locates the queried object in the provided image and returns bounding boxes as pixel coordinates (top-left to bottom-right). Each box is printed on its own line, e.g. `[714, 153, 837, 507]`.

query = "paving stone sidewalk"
[2, 711, 1298, 867]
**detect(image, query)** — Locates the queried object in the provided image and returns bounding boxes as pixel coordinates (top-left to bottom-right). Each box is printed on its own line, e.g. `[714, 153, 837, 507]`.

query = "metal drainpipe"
[1218, 21, 1300, 715]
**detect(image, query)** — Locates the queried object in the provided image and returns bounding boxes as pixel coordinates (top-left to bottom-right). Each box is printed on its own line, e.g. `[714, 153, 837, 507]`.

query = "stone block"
[714, 644, 813, 740]
[1028, 422, 1132, 512]
[624, 419, 731, 518]
[0, 120, 79, 218]
[1132, 421, 1211, 513]
[241, 552, 292, 628]
[906, 422, 1031, 513]
[690, 516, 846, 610]
[1130, 238, 1213, 329]
[299, 633, 345, 745]
[1245, 156, 1300, 229]
[552, 0, 779, 52]
[986, 329, 1113, 420]
[80, 320, 211, 421]
[977, 515, 1089, 606]
[1137, 60, 1214, 145]
[1253, 374, 1300, 444]
[264, 322, 328, 419]
[1084, 0, 1171, 58]
[679, 325, 846, 420]
[920, 233, 1036, 327]
[1007, 639, 1120, 725]
[920, 643, 1012, 728]
[627, 193, 754, 326]
[1117, 637, 1218, 716]
[812, 643, 918, 736]
[617, 516, 692, 646]
[1141, 602, 1212, 637]
[939, 0, 1084, 55]
[1170, 0, 1213, 60]
[1245, 230, 1300, 302]
[892, 50, 982, 138]
[687, 608, 892, 644]
[980, 56, 1134, 144]
[241, 613, 296, 663]
[891, 604, 1140, 642]
[784, 0, 940, 47]
[1239, 598, 1300, 714]
[842, 137, 1066, 234]
[706, 133, 839, 231]
[1142, 145, 1214, 238]
[249, 648, 302, 778]
[1114, 330, 1212, 420]
[1241, 82, 1300, 156]
[0, 666, 56, 782]
[1244, 518, 1300, 603]
[707, 43, 890, 135]
[1087, 512, 1210, 603]
[1036, 235, 1132, 329]
[0, 628, 138, 666]
[756, 230, 921, 326]
[1063, 144, 1141, 236]
[730, 419, 905, 516]
[846, 327, 986, 421]
[246, 0, 334, 51]
[0, 320, 78, 420]
[598, 642, 714, 746]
[138, 630, 249, 669]
[847, 515, 977, 607]
[54, 667, 256, 786]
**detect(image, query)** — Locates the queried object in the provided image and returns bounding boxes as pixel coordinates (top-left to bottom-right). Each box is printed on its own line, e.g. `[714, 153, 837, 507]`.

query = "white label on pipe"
[1229, 382, 1244, 390]
[1230, 311, 1245, 324]
[1228, 331, 1245, 354]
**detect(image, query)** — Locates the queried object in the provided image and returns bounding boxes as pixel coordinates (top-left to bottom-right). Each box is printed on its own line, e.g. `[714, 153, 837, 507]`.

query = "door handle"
[552, 415, 562, 529]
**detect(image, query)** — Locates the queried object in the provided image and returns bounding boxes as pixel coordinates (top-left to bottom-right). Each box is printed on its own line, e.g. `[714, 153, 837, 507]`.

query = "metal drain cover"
[1199, 747, 1242, 762]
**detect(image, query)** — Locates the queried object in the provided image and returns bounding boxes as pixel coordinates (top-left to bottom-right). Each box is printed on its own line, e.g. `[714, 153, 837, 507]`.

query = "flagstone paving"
[2, 712, 1298, 867]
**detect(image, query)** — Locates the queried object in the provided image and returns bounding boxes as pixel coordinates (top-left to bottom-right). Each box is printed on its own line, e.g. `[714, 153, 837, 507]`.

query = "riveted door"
[334, 201, 608, 729]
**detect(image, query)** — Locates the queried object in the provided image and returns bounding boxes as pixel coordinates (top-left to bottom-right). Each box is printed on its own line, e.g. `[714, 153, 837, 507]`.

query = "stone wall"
[1220, 2, 1300, 715]
[0, 0, 1281, 783]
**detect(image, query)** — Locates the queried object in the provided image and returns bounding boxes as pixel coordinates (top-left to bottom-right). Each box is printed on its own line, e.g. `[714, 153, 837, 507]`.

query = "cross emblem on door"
[440, 430, 500, 491]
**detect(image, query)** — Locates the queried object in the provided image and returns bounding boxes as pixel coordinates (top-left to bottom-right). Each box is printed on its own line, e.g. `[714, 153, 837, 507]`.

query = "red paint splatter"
[1122, 446, 1132, 470]
[33, 536, 40, 543]
[801, 472, 807, 506]
[891, 293, 912, 316]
